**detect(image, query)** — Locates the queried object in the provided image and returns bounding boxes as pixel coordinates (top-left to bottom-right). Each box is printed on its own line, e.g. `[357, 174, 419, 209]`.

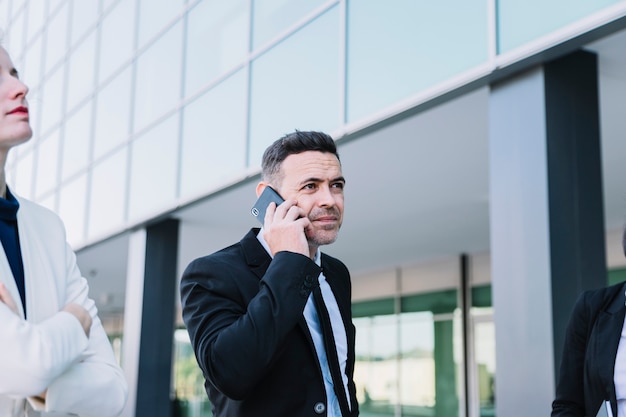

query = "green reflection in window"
[472, 284, 492, 308]
[402, 289, 457, 314]
[346, 0, 488, 123]
[353, 289, 462, 417]
[172, 329, 213, 417]
[608, 267, 626, 286]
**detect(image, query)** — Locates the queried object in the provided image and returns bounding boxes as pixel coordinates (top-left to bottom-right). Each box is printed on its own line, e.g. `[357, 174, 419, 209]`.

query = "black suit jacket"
[180, 228, 359, 417]
[552, 281, 626, 417]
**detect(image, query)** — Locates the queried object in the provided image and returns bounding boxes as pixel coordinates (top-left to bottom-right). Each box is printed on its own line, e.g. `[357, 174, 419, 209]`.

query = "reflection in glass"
[180, 70, 246, 199]
[399, 312, 437, 414]
[346, 0, 488, 122]
[59, 174, 88, 246]
[6, 10, 24, 57]
[62, 102, 93, 180]
[133, 22, 183, 133]
[14, 151, 35, 199]
[93, 67, 132, 160]
[98, 0, 136, 83]
[251, 0, 327, 50]
[26, 3, 45, 44]
[354, 314, 398, 417]
[66, 32, 96, 112]
[172, 329, 212, 416]
[473, 309, 496, 417]
[40, 66, 65, 135]
[137, 0, 185, 47]
[128, 114, 179, 222]
[184, 0, 248, 97]
[497, 0, 620, 52]
[35, 130, 60, 198]
[71, 0, 99, 46]
[249, 6, 340, 167]
[88, 148, 128, 239]
[22, 34, 42, 91]
[44, 3, 69, 75]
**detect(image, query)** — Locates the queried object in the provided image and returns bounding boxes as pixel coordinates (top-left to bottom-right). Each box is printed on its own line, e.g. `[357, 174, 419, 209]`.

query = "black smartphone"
[251, 186, 284, 225]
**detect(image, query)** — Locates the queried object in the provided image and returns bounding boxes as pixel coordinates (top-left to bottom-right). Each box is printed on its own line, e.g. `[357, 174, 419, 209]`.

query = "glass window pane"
[184, 0, 248, 97]
[44, 2, 69, 74]
[22, 34, 43, 90]
[6, 9, 25, 59]
[173, 329, 212, 414]
[251, 0, 327, 50]
[137, 0, 184, 47]
[94, 67, 132, 159]
[354, 314, 398, 417]
[0, 1, 10, 31]
[180, 70, 246, 199]
[128, 114, 179, 222]
[62, 101, 93, 180]
[13, 151, 35, 199]
[26, 0, 46, 43]
[400, 312, 461, 417]
[497, 0, 621, 52]
[88, 148, 128, 239]
[249, 6, 340, 166]
[133, 22, 182, 133]
[35, 130, 60, 197]
[40, 66, 66, 135]
[66, 31, 97, 112]
[71, 0, 99, 45]
[347, 0, 488, 122]
[59, 174, 88, 246]
[473, 316, 496, 417]
[98, 0, 136, 83]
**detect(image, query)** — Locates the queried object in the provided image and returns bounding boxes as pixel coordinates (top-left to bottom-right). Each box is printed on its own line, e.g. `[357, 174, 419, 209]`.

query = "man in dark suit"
[180, 131, 359, 417]
[552, 230, 626, 417]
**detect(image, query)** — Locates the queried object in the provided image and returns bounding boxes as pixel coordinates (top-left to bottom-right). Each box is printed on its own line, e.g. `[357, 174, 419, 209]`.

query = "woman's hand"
[62, 303, 92, 337]
[0, 282, 19, 315]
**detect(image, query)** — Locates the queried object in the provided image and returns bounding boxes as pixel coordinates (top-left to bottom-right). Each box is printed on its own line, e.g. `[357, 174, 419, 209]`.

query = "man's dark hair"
[261, 130, 340, 186]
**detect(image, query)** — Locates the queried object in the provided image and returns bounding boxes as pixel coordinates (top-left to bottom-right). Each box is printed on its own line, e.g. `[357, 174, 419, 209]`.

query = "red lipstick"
[8, 106, 28, 115]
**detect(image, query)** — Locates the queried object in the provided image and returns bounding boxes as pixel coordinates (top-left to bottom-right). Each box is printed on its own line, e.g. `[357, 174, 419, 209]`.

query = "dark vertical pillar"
[489, 49, 604, 416]
[544, 50, 606, 379]
[135, 218, 180, 417]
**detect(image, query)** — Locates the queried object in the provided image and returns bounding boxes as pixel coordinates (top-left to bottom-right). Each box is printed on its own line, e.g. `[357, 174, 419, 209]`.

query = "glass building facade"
[1, 1, 626, 416]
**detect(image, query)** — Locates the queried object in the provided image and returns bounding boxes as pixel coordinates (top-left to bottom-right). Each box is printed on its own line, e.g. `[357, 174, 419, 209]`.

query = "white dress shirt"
[257, 231, 351, 416]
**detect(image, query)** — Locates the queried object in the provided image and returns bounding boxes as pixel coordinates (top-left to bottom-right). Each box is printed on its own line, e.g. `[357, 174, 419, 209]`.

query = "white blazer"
[0, 195, 127, 416]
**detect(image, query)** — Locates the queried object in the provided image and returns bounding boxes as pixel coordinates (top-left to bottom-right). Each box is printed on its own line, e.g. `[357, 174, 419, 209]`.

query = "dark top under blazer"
[180, 228, 359, 417]
[552, 281, 626, 417]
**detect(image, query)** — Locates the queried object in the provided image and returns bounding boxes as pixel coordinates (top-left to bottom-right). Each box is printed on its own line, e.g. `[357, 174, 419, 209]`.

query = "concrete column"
[489, 50, 604, 417]
[120, 218, 180, 417]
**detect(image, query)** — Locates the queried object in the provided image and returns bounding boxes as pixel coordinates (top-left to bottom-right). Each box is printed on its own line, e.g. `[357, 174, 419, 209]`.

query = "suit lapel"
[592, 285, 626, 403]
[240, 228, 272, 280]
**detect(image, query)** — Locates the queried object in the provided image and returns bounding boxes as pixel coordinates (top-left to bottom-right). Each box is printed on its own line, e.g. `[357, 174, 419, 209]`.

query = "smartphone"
[251, 186, 284, 225]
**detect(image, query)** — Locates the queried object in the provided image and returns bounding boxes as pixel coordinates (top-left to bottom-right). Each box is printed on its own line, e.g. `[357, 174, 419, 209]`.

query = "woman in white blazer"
[0, 45, 127, 416]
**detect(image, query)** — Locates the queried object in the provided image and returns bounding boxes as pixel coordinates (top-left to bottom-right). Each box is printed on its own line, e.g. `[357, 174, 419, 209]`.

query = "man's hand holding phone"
[252, 186, 311, 258]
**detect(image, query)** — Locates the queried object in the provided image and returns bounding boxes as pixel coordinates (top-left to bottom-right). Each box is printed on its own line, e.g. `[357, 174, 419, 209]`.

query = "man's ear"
[256, 182, 269, 198]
